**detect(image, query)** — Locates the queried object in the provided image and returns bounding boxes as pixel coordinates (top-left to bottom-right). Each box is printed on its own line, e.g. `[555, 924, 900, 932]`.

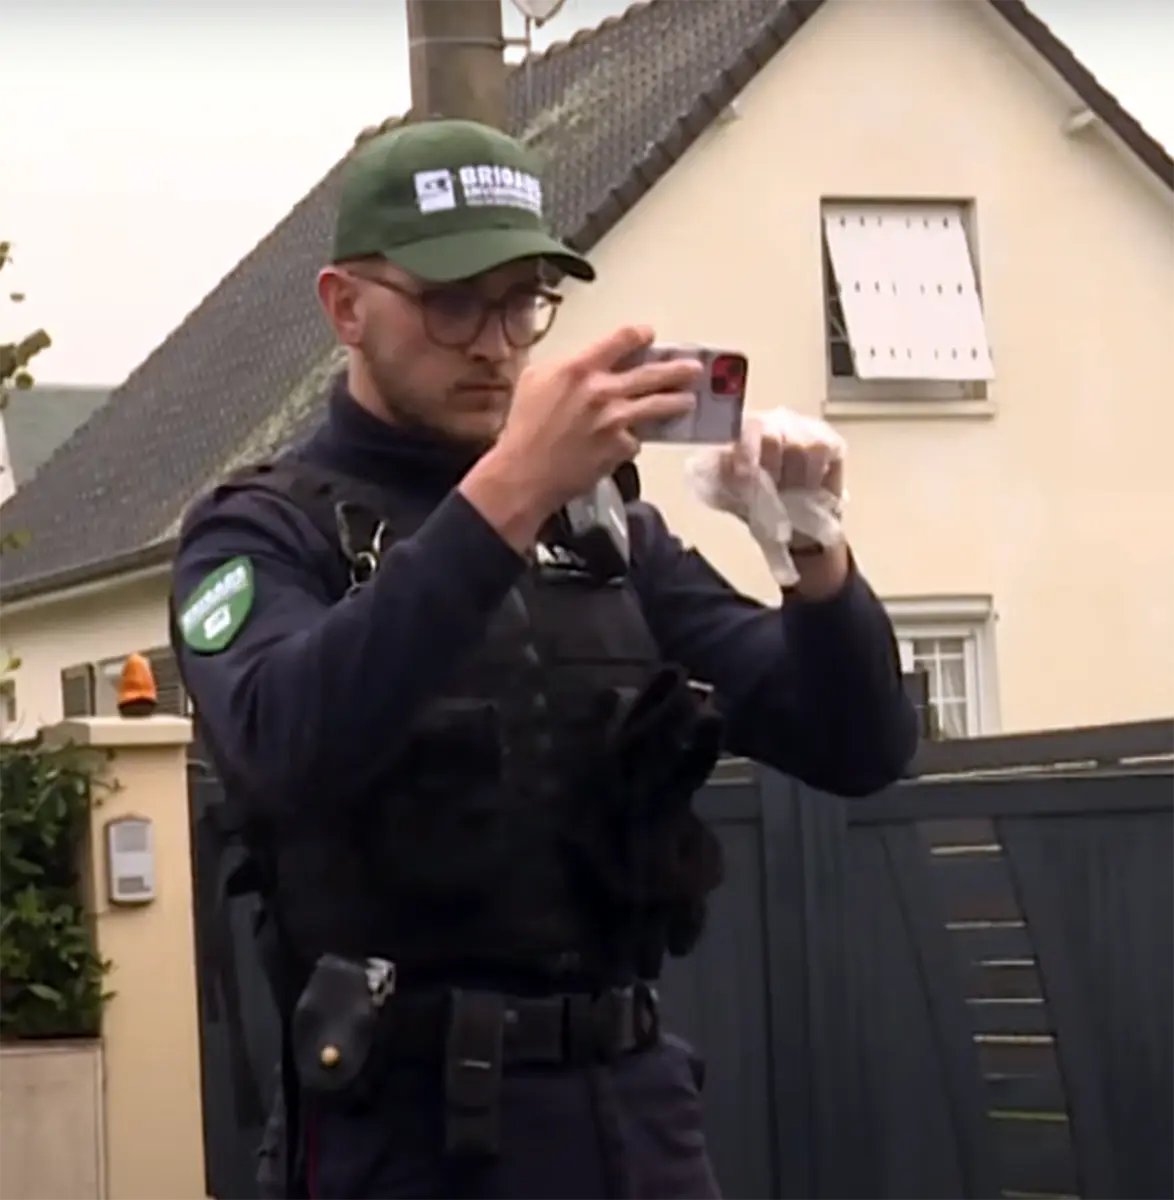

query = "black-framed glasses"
[354, 273, 563, 350]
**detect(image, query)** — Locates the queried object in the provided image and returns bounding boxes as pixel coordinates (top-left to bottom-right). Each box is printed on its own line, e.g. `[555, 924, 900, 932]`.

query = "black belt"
[379, 983, 660, 1065]
[293, 962, 663, 1159]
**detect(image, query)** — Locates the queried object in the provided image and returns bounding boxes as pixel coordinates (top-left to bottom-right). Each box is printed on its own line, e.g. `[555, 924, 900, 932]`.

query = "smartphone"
[621, 344, 749, 445]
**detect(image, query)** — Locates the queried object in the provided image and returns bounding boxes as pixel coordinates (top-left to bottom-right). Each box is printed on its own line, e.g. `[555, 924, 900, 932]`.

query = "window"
[63, 650, 188, 719]
[886, 597, 998, 739]
[821, 199, 994, 402]
[900, 635, 978, 739]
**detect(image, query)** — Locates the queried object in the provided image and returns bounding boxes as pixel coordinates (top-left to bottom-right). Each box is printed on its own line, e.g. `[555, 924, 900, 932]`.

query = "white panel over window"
[822, 202, 994, 382]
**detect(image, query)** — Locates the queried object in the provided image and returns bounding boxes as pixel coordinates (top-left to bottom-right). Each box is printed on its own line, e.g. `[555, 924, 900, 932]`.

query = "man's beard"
[367, 357, 503, 451]
[371, 373, 431, 431]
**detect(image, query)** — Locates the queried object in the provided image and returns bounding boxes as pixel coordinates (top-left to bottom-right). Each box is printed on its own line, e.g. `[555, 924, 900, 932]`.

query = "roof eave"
[0, 538, 177, 607]
[990, 0, 1173, 189]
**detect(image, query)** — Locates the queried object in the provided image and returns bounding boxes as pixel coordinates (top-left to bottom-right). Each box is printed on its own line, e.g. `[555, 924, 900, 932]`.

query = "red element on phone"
[710, 354, 747, 396]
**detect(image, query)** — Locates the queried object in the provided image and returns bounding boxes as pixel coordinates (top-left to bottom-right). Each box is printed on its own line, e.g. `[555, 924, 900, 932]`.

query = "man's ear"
[317, 267, 364, 347]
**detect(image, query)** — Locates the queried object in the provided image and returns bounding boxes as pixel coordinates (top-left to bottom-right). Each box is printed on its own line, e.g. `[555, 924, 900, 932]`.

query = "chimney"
[406, 0, 508, 129]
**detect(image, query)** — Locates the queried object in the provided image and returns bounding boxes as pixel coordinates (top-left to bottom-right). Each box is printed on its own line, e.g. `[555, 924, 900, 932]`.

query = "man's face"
[318, 257, 557, 444]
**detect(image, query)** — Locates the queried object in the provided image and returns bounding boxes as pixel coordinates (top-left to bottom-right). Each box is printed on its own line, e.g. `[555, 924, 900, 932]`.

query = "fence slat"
[985, 1070, 1068, 1114]
[966, 962, 1043, 1000]
[949, 923, 1034, 964]
[932, 855, 1024, 923]
[965, 998, 1051, 1036]
[993, 1115, 1079, 1196]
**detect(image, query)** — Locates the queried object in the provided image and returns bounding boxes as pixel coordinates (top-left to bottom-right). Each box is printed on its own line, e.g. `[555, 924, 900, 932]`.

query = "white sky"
[3, 0, 1172, 386]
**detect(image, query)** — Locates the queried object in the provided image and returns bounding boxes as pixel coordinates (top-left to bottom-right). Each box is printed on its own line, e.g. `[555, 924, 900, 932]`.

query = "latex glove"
[725, 409, 845, 500]
[685, 408, 847, 586]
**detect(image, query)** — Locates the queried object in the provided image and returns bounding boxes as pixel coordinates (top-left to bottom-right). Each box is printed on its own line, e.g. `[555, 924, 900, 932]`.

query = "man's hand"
[755, 414, 845, 502]
[461, 326, 701, 551]
[718, 409, 845, 500]
[718, 409, 851, 600]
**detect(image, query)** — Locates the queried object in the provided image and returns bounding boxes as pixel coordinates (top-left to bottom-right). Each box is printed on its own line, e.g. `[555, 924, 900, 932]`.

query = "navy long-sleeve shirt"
[172, 386, 918, 813]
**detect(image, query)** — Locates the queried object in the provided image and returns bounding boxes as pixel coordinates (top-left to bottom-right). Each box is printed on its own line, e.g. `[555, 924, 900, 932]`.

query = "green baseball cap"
[332, 118, 595, 284]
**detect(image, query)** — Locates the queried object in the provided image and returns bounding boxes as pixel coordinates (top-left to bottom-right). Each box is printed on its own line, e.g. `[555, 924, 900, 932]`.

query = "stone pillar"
[43, 715, 204, 1200]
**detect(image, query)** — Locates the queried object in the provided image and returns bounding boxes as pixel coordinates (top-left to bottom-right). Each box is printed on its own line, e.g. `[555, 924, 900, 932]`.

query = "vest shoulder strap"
[209, 455, 405, 582]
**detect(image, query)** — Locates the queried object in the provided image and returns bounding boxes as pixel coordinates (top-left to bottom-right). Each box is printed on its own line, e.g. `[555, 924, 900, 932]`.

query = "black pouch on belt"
[289, 954, 397, 1109]
[444, 990, 506, 1160]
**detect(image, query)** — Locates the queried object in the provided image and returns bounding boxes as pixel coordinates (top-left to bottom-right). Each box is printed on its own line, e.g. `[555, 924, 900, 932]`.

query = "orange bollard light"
[117, 653, 158, 718]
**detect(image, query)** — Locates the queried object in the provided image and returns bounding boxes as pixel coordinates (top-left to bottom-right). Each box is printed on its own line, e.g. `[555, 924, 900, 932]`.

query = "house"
[0, 384, 110, 736]
[1, 0, 1171, 744]
[0, 384, 109, 503]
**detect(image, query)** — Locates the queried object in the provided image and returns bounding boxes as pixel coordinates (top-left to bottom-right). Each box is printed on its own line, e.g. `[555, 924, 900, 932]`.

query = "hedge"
[0, 740, 111, 1040]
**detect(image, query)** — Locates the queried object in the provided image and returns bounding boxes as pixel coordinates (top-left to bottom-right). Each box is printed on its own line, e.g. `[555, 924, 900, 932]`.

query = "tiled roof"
[2, 0, 1168, 601]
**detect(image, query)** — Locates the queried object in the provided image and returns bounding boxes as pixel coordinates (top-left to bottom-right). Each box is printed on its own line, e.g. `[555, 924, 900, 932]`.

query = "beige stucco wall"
[1, 569, 172, 735]
[3, 0, 1172, 740]
[536, 0, 1174, 733]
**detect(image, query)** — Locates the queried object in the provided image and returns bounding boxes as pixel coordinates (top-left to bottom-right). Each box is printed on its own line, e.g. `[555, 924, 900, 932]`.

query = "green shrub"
[0, 740, 112, 1040]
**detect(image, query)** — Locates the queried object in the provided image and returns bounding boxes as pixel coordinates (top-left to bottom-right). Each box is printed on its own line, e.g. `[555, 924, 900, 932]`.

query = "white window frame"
[820, 198, 996, 420]
[885, 596, 1000, 738]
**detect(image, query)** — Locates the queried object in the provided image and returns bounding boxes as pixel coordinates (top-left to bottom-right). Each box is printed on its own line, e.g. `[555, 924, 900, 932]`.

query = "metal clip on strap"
[335, 501, 388, 592]
[444, 990, 506, 1159]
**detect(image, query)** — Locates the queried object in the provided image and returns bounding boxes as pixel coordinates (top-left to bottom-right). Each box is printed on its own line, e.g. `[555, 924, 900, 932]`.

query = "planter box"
[0, 1040, 105, 1200]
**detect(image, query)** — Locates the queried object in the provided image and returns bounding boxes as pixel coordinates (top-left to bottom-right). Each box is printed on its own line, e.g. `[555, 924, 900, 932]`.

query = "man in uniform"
[172, 118, 918, 1200]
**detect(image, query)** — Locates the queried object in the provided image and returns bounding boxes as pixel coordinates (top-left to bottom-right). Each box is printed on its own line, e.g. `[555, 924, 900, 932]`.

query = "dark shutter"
[60, 664, 96, 718]
[145, 646, 188, 717]
[902, 668, 937, 740]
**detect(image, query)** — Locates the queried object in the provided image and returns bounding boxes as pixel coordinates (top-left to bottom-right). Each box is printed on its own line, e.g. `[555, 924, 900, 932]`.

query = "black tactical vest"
[176, 457, 724, 992]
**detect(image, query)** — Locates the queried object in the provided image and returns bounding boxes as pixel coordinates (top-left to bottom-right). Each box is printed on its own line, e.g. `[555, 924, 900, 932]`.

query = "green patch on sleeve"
[179, 557, 255, 653]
